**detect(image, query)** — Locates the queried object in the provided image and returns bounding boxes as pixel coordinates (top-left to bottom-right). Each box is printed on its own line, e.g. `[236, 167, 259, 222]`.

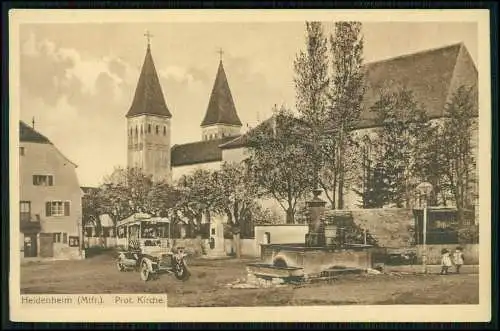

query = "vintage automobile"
[115, 213, 190, 281]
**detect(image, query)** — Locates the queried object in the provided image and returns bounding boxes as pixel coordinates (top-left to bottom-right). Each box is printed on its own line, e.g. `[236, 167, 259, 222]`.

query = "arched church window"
[140, 126, 143, 134]
[156, 125, 159, 134]
[148, 124, 151, 134]
[135, 126, 138, 136]
[163, 126, 166, 136]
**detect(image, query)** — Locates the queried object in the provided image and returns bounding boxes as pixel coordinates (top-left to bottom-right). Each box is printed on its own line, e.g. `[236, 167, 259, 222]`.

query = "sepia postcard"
[8, 9, 492, 323]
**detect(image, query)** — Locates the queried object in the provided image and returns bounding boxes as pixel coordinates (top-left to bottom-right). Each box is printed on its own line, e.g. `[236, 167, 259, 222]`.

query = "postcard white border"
[9, 9, 491, 323]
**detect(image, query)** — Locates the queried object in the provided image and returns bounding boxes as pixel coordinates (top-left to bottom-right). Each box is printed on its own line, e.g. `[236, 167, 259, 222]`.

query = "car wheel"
[140, 261, 151, 282]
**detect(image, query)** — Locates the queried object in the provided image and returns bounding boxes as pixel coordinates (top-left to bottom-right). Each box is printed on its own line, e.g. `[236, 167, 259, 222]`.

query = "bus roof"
[116, 213, 170, 227]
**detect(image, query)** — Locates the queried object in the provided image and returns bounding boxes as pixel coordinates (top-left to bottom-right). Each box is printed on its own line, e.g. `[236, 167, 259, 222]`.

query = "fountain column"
[305, 188, 327, 247]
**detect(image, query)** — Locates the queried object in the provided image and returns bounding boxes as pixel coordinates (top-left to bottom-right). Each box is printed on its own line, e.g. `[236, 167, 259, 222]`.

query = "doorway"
[39, 233, 54, 258]
[23, 234, 37, 258]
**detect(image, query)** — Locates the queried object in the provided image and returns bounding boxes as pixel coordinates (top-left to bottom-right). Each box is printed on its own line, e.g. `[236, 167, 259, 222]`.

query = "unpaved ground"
[20, 253, 479, 306]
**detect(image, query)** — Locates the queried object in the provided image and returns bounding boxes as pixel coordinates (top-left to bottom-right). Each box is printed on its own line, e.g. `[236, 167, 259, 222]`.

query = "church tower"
[200, 50, 242, 141]
[126, 33, 172, 183]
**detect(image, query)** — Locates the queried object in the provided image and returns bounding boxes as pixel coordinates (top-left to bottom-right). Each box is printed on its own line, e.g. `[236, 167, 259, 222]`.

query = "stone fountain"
[246, 189, 375, 283]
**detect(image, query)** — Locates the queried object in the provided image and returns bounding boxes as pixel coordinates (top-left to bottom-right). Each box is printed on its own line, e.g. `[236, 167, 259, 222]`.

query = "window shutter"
[46, 202, 52, 216]
[33, 176, 37, 185]
[64, 202, 70, 216]
[63, 233, 68, 244]
[49, 176, 53, 186]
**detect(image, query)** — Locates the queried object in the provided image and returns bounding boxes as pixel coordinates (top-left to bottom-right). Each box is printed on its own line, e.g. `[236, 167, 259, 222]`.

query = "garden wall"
[415, 244, 479, 265]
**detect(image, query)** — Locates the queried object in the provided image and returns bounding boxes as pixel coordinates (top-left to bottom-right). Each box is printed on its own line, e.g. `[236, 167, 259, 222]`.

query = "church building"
[125, 39, 479, 220]
[125, 40, 243, 184]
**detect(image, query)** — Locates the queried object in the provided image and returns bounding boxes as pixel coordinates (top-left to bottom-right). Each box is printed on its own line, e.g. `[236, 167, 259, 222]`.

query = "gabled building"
[19, 121, 84, 260]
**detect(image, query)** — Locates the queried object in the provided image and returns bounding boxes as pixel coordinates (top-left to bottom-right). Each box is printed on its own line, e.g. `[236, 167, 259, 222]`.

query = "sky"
[18, 21, 478, 187]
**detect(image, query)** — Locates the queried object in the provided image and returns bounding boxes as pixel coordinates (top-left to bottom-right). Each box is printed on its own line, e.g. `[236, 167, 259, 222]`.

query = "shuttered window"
[45, 201, 70, 216]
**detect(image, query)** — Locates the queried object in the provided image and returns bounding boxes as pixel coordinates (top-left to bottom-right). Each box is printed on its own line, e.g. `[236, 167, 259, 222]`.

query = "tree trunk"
[286, 208, 294, 224]
[337, 128, 344, 210]
[233, 232, 241, 258]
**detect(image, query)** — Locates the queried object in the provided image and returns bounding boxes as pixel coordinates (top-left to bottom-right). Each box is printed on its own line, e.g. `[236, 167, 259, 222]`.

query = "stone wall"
[350, 208, 415, 248]
[415, 244, 479, 265]
[224, 238, 258, 257]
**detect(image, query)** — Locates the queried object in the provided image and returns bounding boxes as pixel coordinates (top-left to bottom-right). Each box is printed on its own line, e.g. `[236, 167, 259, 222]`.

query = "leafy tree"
[294, 21, 330, 189]
[246, 105, 315, 224]
[370, 87, 432, 207]
[176, 169, 221, 236]
[94, 167, 181, 228]
[326, 21, 365, 209]
[353, 161, 391, 208]
[82, 187, 105, 236]
[213, 161, 260, 257]
[97, 166, 155, 223]
[438, 85, 478, 211]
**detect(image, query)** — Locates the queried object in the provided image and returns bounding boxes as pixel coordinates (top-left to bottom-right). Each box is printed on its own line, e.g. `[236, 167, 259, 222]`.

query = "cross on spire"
[144, 30, 154, 48]
[217, 48, 224, 62]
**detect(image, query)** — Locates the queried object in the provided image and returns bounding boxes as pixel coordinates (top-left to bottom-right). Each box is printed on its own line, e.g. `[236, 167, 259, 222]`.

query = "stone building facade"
[19, 121, 84, 260]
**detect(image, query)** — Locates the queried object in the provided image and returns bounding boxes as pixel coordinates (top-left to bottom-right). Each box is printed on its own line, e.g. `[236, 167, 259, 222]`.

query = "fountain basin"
[259, 243, 374, 278]
[247, 263, 305, 279]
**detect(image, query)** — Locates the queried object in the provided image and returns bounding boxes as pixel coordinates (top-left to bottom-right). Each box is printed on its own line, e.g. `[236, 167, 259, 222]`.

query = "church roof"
[220, 42, 478, 149]
[171, 136, 240, 167]
[200, 60, 242, 127]
[358, 42, 478, 128]
[126, 45, 172, 119]
[20, 121, 52, 144]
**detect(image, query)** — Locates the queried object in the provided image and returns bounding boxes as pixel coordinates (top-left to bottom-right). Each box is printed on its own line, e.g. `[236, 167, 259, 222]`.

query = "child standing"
[440, 248, 452, 275]
[453, 247, 465, 274]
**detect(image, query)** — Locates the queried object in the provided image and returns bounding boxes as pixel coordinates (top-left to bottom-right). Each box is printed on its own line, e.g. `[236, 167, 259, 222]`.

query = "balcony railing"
[20, 213, 41, 233]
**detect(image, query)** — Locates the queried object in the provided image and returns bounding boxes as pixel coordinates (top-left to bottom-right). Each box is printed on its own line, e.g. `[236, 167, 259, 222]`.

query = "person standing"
[453, 246, 465, 274]
[440, 248, 452, 275]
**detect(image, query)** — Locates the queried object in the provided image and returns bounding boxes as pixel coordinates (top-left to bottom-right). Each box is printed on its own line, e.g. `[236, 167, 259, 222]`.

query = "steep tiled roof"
[358, 42, 478, 128]
[200, 60, 242, 127]
[221, 43, 478, 149]
[126, 45, 172, 118]
[171, 136, 240, 167]
[219, 117, 273, 150]
[19, 121, 52, 144]
[19, 121, 78, 167]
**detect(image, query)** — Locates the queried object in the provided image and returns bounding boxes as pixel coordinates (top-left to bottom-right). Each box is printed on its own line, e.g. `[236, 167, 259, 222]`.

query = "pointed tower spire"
[126, 35, 171, 118]
[201, 55, 242, 129]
